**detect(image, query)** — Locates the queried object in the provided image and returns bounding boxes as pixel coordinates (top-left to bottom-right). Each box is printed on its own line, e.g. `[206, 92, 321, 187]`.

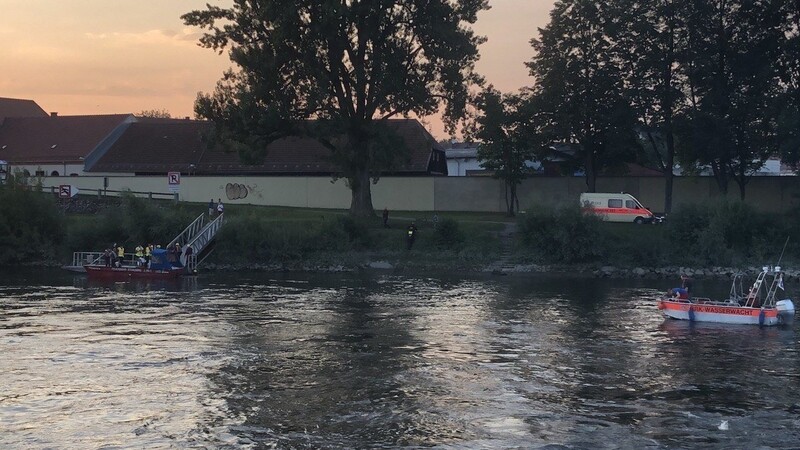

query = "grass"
[59, 198, 511, 270]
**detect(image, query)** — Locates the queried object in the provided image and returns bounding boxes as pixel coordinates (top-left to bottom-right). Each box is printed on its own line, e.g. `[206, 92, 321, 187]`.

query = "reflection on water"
[1, 269, 798, 448]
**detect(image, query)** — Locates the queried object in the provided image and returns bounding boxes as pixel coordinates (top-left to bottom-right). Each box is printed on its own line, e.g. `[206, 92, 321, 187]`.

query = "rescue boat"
[84, 248, 185, 281]
[657, 266, 795, 326]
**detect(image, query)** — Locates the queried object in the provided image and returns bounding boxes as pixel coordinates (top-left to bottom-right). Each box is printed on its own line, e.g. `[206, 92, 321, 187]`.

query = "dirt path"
[486, 222, 518, 274]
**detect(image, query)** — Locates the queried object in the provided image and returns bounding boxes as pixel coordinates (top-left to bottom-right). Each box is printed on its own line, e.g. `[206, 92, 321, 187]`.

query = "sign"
[167, 172, 181, 185]
[58, 185, 79, 198]
[167, 171, 181, 193]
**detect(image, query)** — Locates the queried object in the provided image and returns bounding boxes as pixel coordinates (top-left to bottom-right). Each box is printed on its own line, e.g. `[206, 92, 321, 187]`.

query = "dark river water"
[1, 269, 798, 449]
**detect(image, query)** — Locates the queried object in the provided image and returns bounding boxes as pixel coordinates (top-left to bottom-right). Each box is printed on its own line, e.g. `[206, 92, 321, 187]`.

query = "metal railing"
[184, 213, 224, 261]
[47, 186, 178, 201]
[70, 251, 105, 267]
[69, 214, 223, 272]
[70, 251, 141, 267]
[167, 213, 207, 249]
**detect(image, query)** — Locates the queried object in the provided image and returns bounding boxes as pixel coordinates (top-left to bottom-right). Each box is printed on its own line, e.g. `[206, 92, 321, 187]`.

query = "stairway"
[488, 222, 518, 274]
[169, 213, 225, 270]
[65, 213, 224, 272]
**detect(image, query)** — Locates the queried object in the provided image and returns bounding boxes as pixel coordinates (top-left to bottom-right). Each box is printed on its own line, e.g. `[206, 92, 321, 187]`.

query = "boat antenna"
[776, 236, 790, 267]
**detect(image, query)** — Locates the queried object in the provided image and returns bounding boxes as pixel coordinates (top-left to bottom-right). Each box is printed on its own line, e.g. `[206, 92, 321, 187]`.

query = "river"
[1, 269, 798, 449]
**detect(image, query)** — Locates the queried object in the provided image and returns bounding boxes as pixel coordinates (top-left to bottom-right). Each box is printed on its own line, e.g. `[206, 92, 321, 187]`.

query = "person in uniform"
[406, 222, 418, 250]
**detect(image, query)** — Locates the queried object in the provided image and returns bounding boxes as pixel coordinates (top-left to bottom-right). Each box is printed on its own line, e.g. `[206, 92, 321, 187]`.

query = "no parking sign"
[167, 171, 180, 193]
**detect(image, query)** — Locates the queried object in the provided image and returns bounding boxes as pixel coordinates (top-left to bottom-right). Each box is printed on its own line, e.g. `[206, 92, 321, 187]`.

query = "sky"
[0, 0, 556, 139]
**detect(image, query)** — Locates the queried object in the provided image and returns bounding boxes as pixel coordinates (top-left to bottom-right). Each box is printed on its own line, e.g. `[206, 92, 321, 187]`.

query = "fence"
[36, 174, 800, 214]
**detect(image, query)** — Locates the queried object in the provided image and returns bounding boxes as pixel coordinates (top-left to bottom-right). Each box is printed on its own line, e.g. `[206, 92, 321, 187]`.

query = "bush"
[432, 217, 465, 250]
[666, 203, 709, 251]
[214, 213, 376, 263]
[321, 215, 373, 250]
[665, 201, 784, 266]
[0, 187, 65, 264]
[63, 193, 198, 255]
[518, 206, 606, 263]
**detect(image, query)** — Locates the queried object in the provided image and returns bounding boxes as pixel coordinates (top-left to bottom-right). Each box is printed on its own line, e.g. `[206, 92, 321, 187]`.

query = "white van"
[579, 193, 658, 224]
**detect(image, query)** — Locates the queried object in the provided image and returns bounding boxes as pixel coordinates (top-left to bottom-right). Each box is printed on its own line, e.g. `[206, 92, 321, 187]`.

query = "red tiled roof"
[0, 97, 48, 121]
[0, 114, 131, 164]
[90, 118, 441, 175]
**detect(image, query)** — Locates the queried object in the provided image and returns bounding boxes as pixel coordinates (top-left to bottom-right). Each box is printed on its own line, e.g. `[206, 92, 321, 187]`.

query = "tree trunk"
[664, 129, 675, 214]
[585, 148, 597, 193]
[711, 162, 729, 195]
[348, 167, 375, 217]
[506, 181, 517, 217]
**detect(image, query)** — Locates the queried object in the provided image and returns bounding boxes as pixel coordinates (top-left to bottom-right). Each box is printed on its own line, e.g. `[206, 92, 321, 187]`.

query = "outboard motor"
[776, 299, 795, 324]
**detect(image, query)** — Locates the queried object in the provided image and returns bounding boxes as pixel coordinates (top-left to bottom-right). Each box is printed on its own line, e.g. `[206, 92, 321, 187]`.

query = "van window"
[608, 199, 623, 208]
[625, 200, 638, 209]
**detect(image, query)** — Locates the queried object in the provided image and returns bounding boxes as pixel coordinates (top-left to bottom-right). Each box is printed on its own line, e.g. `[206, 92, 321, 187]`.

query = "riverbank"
[4, 190, 800, 282]
[201, 255, 800, 282]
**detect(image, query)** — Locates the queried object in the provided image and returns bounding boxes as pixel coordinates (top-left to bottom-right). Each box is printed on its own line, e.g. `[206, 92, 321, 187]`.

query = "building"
[0, 97, 447, 178]
[443, 141, 485, 176]
[89, 118, 447, 176]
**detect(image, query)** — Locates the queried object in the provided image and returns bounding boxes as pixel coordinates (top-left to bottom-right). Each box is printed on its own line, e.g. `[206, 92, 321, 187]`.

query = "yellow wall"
[39, 175, 800, 213]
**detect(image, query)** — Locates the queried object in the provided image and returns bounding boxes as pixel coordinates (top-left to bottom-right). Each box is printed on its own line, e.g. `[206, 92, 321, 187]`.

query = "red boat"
[657, 267, 794, 326]
[84, 247, 185, 280]
[84, 264, 184, 280]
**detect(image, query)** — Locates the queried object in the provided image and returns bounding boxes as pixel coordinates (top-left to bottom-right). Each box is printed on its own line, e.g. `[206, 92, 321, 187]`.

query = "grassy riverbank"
[3, 188, 799, 274]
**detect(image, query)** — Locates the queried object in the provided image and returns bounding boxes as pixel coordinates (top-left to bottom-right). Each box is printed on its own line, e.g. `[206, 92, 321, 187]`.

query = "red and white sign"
[58, 185, 79, 198]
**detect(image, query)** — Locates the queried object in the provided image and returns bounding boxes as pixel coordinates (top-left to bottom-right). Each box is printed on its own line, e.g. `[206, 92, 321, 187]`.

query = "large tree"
[526, 0, 638, 192]
[678, 0, 785, 199]
[182, 0, 487, 217]
[776, 0, 800, 166]
[613, 0, 687, 214]
[472, 87, 535, 216]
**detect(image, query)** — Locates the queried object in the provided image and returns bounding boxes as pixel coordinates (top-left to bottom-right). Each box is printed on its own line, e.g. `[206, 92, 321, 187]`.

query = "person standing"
[184, 244, 194, 272]
[681, 274, 693, 299]
[135, 244, 144, 267]
[406, 222, 418, 250]
[208, 199, 215, 217]
[116, 244, 125, 267]
[103, 248, 112, 267]
[382, 208, 390, 228]
[217, 198, 224, 215]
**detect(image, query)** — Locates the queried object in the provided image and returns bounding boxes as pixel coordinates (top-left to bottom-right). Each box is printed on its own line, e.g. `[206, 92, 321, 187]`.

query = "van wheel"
[634, 217, 644, 224]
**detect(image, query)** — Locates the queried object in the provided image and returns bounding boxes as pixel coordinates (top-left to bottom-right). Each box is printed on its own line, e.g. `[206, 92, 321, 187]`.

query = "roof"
[0, 97, 48, 122]
[440, 141, 478, 150]
[90, 118, 444, 175]
[0, 114, 132, 164]
[446, 148, 478, 159]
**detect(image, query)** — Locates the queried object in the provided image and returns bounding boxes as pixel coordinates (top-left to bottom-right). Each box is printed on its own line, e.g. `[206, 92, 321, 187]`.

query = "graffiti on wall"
[225, 183, 248, 200]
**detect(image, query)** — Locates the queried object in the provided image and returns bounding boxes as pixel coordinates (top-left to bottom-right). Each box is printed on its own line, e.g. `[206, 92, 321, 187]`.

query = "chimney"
[50, 112, 58, 117]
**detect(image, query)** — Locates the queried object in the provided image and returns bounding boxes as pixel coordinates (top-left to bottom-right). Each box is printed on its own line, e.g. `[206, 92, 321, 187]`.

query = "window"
[625, 200, 638, 209]
[35, 170, 45, 177]
[50, 171, 60, 176]
[608, 199, 623, 208]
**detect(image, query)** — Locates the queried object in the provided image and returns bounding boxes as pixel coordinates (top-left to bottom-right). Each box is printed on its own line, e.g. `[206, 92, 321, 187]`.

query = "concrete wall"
[39, 174, 800, 213]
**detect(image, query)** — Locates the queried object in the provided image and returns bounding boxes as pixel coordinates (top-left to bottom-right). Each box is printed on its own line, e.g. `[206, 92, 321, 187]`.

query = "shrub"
[518, 206, 606, 263]
[665, 203, 709, 250]
[666, 201, 784, 265]
[213, 213, 376, 263]
[432, 217, 465, 250]
[0, 188, 65, 264]
[321, 215, 373, 250]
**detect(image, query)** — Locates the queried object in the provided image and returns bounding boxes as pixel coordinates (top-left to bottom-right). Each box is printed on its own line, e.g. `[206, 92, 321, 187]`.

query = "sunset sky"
[0, 0, 555, 139]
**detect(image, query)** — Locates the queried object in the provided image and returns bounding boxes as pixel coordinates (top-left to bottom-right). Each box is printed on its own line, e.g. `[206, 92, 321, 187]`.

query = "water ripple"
[0, 270, 797, 448]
